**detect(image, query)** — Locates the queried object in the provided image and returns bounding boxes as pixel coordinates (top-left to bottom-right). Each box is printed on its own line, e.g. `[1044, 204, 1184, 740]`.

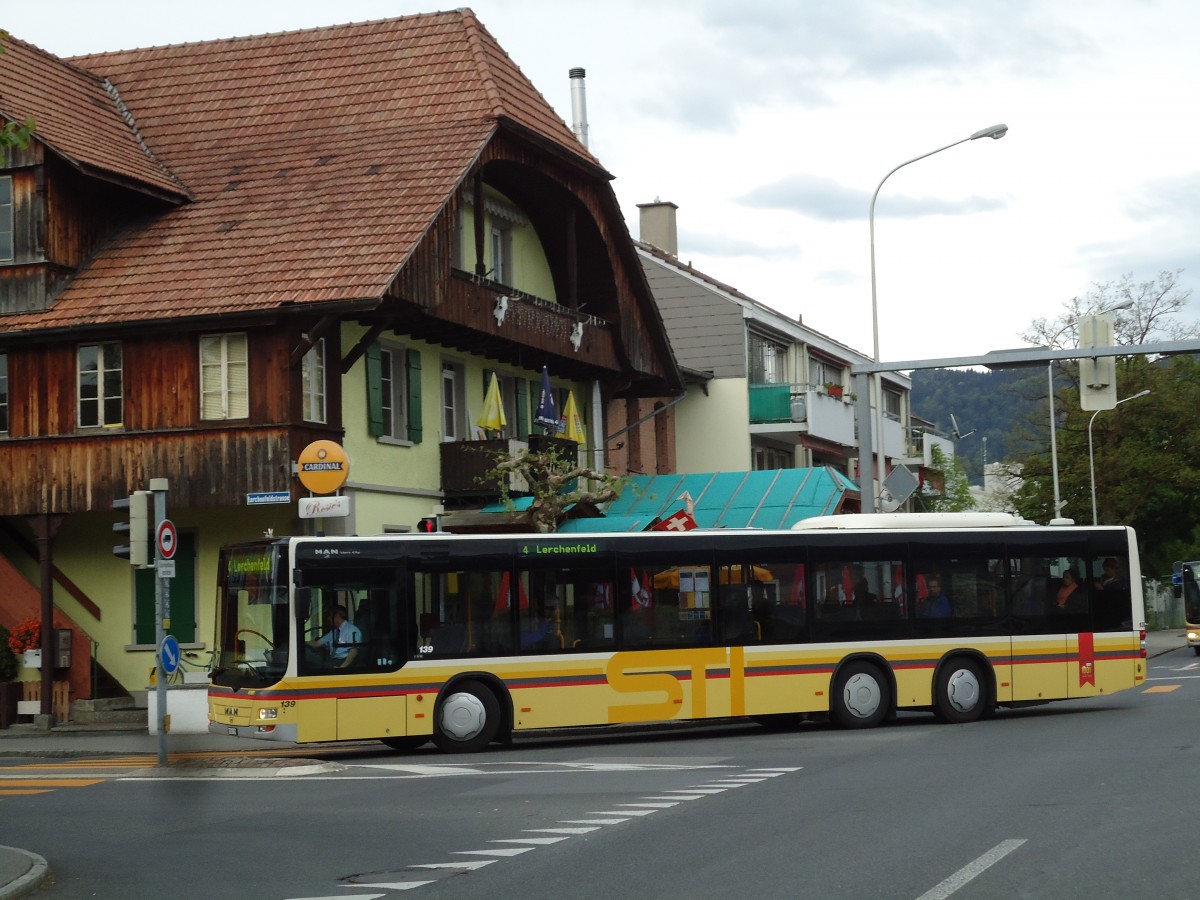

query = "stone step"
[71, 697, 147, 726]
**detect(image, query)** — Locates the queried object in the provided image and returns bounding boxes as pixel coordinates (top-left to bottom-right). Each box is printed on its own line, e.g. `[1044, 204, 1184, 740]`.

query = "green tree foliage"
[1007, 271, 1200, 574]
[913, 445, 975, 512]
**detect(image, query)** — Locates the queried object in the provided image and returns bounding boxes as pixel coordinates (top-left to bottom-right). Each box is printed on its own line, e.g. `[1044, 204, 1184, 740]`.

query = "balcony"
[440, 439, 529, 498]
[748, 382, 855, 447]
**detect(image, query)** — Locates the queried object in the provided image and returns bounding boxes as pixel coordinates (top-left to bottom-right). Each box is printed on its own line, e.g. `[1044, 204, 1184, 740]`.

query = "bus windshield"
[212, 540, 290, 690]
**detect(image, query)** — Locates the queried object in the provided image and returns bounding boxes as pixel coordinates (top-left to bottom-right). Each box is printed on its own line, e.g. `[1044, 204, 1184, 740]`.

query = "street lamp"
[866, 124, 1007, 512]
[1089, 388, 1150, 525]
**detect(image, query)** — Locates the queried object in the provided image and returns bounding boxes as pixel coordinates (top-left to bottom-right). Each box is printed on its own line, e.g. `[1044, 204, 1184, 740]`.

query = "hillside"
[909, 367, 1046, 484]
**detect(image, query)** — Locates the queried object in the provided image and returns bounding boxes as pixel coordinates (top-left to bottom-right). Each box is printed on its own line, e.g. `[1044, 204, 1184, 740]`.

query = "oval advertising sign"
[297, 440, 350, 495]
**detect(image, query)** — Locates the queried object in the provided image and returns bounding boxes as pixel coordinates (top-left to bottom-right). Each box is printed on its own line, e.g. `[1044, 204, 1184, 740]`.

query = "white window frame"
[199, 333, 249, 420]
[378, 343, 408, 442]
[77, 342, 123, 428]
[302, 339, 327, 424]
[749, 332, 787, 384]
[489, 223, 513, 285]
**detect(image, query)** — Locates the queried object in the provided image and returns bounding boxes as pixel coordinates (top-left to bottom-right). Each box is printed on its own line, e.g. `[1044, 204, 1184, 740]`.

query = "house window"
[199, 333, 248, 420]
[441, 361, 466, 441]
[0, 351, 7, 434]
[490, 224, 513, 285]
[302, 339, 326, 423]
[0, 176, 12, 262]
[77, 342, 123, 428]
[752, 444, 792, 471]
[366, 342, 427, 444]
[884, 388, 902, 419]
[748, 332, 787, 384]
[811, 358, 842, 390]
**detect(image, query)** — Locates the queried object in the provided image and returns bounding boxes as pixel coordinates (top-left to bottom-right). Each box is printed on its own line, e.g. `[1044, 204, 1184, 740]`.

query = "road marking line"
[643, 794, 705, 801]
[0, 789, 54, 795]
[676, 787, 728, 794]
[348, 883, 434, 891]
[525, 827, 600, 835]
[1143, 685, 1181, 693]
[916, 839, 1027, 900]
[559, 818, 631, 825]
[589, 808, 656, 816]
[409, 861, 495, 870]
[490, 837, 571, 845]
[617, 802, 679, 808]
[454, 847, 534, 857]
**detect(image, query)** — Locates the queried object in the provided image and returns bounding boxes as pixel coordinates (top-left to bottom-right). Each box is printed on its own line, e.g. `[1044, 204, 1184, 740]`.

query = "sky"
[6, 0, 1200, 364]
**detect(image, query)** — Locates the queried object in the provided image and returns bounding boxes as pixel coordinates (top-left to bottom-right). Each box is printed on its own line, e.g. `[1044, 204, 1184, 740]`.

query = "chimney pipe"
[569, 67, 589, 149]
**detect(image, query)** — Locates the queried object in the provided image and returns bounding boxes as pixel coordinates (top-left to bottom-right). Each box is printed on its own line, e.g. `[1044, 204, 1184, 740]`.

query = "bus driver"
[307, 604, 362, 669]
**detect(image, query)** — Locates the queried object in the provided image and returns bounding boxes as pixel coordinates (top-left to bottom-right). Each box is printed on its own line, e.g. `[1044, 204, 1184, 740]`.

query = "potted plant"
[9, 617, 41, 668]
[823, 382, 844, 400]
[0, 625, 18, 728]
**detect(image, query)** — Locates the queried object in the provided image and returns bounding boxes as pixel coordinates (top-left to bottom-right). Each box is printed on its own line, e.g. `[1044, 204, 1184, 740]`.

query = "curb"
[0, 845, 48, 900]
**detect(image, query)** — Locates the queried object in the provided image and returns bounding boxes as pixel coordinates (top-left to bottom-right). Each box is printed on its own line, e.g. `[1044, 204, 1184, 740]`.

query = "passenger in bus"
[307, 604, 362, 669]
[918, 578, 951, 618]
[1095, 558, 1125, 592]
[1054, 569, 1084, 613]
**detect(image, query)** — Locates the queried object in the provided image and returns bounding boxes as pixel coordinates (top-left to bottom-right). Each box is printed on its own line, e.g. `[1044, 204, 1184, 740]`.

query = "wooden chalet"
[0, 11, 682, 709]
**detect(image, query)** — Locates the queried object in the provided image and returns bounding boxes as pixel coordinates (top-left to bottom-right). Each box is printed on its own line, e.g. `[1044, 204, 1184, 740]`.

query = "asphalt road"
[6, 645, 1198, 899]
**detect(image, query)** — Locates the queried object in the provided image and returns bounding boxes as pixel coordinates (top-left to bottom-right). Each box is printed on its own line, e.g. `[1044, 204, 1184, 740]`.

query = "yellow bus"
[1177, 560, 1200, 655]
[208, 513, 1147, 752]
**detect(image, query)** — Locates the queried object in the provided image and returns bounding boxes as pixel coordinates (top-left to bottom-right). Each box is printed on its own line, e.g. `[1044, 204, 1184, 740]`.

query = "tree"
[914, 445, 975, 512]
[484, 444, 629, 533]
[1009, 271, 1200, 574]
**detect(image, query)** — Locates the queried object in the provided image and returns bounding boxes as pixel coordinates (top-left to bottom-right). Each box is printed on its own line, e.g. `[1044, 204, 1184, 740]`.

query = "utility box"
[54, 628, 71, 669]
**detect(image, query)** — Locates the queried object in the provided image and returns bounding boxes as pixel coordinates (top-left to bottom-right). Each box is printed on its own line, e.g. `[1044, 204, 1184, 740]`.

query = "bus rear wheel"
[933, 658, 987, 724]
[831, 661, 889, 729]
[434, 680, 500, 753]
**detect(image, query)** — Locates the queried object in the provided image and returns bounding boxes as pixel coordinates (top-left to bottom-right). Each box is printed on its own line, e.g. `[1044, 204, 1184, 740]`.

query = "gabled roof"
[0, 36, 188, 201]
[0, 11, 604, 333]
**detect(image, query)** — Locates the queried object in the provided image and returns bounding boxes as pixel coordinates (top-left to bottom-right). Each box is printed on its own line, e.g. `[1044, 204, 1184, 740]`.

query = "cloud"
[1123, 173, 1200, 221]
[737, 174, 1008, 221]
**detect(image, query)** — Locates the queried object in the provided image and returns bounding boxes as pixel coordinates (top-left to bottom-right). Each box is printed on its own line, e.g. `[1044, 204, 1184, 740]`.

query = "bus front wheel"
[831, 661, 889, 729]
[933, 658, 987, 724]
[434, 680, 500, 753]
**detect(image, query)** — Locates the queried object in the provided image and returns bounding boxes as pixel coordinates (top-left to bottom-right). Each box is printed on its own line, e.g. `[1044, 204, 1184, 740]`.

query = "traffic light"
[113, 490, 153, 566]
[417, 516, 439, 533]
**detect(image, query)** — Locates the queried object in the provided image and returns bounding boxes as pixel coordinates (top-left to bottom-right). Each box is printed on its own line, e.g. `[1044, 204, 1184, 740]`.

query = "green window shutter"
[134, 532, 197, 643]
[406, 349, 423, 443]
[365, 343, 384, 437]
[515, 378, 529, 439]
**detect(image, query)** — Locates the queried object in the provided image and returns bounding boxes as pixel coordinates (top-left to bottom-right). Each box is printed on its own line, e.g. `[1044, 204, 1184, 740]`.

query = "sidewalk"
[0, 629, 1189, 898]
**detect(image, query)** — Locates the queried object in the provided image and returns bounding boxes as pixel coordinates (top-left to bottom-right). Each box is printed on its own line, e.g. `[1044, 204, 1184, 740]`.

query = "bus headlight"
[258, 708, 279, 720]
[1188, 631, 1198, 642]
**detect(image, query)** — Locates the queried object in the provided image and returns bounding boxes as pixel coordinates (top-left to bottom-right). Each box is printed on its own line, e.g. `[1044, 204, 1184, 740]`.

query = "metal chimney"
[569, 67, 589, 148]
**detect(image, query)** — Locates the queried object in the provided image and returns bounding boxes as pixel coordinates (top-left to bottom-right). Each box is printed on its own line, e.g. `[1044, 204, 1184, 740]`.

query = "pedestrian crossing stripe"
[1143, 684, 1181, 693]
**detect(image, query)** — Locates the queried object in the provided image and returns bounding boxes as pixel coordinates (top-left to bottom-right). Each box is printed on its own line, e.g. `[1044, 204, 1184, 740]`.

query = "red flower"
[8, 617, 40, 654]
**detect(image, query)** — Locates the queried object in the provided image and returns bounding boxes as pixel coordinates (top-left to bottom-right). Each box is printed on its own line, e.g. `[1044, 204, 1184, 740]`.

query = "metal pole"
[865, 125, 1007, 512]
[1049, 361, 1062, 520]
[1089, 389, 1150, 525]
[150, 477, 169, 768]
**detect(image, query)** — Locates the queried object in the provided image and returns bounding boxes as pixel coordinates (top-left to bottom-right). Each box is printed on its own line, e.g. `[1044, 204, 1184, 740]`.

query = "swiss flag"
[651, 509, 698, 532]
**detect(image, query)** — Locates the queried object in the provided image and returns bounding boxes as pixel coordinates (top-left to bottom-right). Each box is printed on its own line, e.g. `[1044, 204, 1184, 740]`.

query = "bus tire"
[933, 657, 987, 724]
[380, 736, 429, 752]
[831, 661, 889, 729]
[434, 680, 500, 753]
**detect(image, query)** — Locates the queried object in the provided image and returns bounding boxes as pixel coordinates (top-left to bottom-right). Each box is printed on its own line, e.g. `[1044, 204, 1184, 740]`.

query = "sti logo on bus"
[605, 648, 749, 724]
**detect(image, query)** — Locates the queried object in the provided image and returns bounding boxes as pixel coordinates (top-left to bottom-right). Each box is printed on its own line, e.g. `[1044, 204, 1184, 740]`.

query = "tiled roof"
[0, 36, 186, 199]
[1, 10, 599, 333]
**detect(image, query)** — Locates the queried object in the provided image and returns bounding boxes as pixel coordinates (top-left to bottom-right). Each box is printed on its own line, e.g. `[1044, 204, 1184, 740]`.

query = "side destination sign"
[521, 542, 600, 556]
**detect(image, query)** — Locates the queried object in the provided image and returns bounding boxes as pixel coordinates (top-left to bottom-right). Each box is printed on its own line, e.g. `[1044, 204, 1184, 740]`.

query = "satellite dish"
[950, 413, 975, 440]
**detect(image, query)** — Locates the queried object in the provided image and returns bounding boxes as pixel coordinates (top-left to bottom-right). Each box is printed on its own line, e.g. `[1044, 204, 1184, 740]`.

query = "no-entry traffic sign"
[157, 519, 178, 560]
